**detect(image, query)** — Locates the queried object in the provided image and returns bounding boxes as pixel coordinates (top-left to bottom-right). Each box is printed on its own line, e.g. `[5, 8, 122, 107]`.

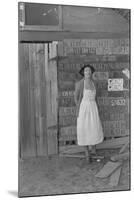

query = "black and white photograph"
[18, 1, 130, 198]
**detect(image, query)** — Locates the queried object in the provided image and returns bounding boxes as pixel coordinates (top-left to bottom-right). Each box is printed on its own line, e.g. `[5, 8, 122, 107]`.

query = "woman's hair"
[79, 64, 95, 76]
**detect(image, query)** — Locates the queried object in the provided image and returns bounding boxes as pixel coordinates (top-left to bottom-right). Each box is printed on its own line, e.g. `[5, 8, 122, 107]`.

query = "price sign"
[108, 78, 123, 91]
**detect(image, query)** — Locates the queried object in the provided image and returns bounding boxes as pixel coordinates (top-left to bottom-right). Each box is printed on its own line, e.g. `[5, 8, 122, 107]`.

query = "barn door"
[19, 42, 58, 158]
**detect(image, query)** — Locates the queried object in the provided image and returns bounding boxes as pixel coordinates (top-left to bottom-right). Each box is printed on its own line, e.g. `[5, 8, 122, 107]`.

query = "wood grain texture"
[108, 167, 122, 187]
[59, 107, 76, 116]
[47, 128, 58, 155]
[59, 136, 129, 154]
[19, 43, 31, 158]
[119, 140, 129, 154]
[20, 31, 129, 42]
[110, 152, 129, 161]
[25, 43, 37, 157]
[58, 55, 129, 64]
[95, 161, 122, 178]
[59, 153, 85, 158]
[35, 43, 48, 156]
[63, 39, 129, 56]
[62, 6, 129, 33]
[20, 43, 54, 157]
[45, 42, 58, 154]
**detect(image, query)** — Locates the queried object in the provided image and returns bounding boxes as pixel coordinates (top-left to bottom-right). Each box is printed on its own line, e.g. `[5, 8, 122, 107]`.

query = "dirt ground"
[19, 149, 130, 197]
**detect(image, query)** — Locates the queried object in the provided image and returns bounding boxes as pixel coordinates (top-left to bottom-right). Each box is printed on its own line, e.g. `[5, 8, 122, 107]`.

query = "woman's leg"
[91, 145, 96, 154]
[88, 145, 92, 151]
[85, 146, 90, 161]
[88, 146, 92, 162]
[88, 145, 96, 154]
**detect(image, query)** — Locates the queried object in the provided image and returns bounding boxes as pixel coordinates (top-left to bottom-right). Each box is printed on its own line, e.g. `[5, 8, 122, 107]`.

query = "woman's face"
[84, 67, 92, 79]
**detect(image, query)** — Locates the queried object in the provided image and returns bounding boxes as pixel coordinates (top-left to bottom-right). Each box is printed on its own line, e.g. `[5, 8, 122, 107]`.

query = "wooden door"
[19, 42, 58, 158]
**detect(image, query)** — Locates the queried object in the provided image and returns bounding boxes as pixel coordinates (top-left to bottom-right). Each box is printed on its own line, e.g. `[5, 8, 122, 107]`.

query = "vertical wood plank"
[35, 43, 48, 156]
[28, 43, 37, 157]
[19, 43, 26, 158]
[20, 42, 51, 157]
[19, 43, 36, 158]
[45, 42, 58, 155]
[45, 43, 51, 127]
[51, 42, 58, 126]
[42, 43, 48, 155]
[34, 44, 42, 156]
[20, 43, 32, 157]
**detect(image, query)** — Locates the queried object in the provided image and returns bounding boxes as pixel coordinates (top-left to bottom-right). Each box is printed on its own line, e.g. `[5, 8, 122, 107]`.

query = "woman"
[74, 64, 104, 162]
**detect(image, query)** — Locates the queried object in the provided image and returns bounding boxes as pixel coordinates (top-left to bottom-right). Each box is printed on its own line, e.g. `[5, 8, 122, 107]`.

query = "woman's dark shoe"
[91, 146, 96, 155]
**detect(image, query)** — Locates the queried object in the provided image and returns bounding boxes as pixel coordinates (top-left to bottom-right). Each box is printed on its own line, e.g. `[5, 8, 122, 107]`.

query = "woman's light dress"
[77, 80, 104, 146]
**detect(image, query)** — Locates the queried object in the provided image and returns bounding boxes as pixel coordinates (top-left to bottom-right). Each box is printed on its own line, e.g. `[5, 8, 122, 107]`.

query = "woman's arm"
[92, 80, 96, 90]
[74, 82, 80, 106]
[92, 80, 97, 101]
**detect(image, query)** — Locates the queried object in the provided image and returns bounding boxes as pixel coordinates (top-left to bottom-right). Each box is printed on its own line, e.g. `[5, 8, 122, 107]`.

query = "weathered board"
[59, 55, 129, 63]
[63, 46, 129, 56]
[59, 126, 75, 134]
[45, 42, 58, 154]
[61, 39, 129, 56]
[34, 43, 47, 156]
[59, 136, 129, 154]
[97, 97, 127, 106]
[59, 107, 76, 116]
[95, 161, 122, 178]
[19, 43, 36, 158]
[62, 38, 129, 47]
[110, 152, 129, 161]
[19, 43, 48, 157]
[58, 81, 75, 90]
[59, 91, 75, 98]
[99, 113, 125, 121]
[59, 115, 76, 126]
[119, 140, 129, 154]
[19, 42, 58, 158]
[102, 120, 126, 136]
[47, 128, 58, 155]
[58, 62, 129, 72]
[59, 97, 75, 107]
[58, 71, 79, 81]
[59, 153, 85, 158]
[98, 104, 128, 114]
[108, 167, 122, 187]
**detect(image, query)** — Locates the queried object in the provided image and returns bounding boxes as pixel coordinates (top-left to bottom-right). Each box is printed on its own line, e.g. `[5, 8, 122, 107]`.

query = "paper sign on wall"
[108, 78, 123, 91]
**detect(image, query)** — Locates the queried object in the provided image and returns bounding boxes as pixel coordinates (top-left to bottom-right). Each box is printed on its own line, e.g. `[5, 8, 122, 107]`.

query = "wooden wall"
[62, 6, 129, 33]
[19, 4, 129, 42]
[57, 38, 130, 149]
[19, 42, 58, 158]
